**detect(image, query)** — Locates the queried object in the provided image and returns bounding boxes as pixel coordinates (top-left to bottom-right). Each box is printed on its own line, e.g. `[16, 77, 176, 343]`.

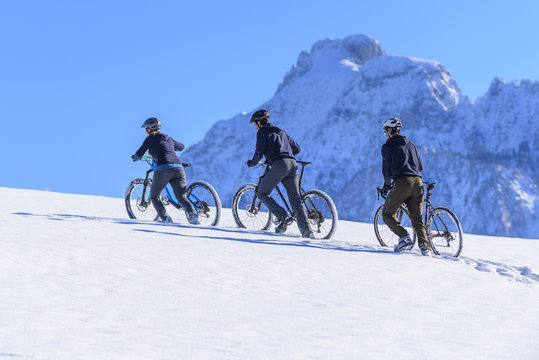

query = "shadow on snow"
[12, 212, 539, 284]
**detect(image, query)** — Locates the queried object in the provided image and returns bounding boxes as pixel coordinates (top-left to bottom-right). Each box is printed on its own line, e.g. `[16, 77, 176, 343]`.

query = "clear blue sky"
[1, 0, 538, 197]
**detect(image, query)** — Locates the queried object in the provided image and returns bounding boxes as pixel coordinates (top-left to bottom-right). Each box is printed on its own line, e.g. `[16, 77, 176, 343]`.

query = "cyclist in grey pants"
[246, 109, 313, 238]
[131, 117, 199, 224]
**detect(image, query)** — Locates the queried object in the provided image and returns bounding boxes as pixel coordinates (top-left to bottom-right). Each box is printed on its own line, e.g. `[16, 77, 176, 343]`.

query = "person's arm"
[132, 136, 151, 161]
[250, 130, 266, 164]
[381, 145, 392, 185]
[287, 133, 301, 155]
[415, 145, 424, 173]
[171, 138, 185, 152]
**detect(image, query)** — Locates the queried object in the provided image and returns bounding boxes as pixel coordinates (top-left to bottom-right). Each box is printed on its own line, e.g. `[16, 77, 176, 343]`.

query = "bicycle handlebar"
[377, 180, 437, 200]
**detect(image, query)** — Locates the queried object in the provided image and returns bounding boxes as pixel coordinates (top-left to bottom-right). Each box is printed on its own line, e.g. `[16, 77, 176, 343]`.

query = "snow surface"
[1, 187, 538, 359]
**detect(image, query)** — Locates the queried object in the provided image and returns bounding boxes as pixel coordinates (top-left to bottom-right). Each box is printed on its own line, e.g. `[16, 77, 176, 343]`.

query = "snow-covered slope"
[182, 34, 538, 239]
[1, 187, 538, 359]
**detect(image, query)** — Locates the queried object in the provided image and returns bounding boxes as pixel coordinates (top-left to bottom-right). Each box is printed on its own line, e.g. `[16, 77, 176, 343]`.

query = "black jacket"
[133, 132, 184, 166]
[250, 123, 300, 164]
[381, 135, 423, 185]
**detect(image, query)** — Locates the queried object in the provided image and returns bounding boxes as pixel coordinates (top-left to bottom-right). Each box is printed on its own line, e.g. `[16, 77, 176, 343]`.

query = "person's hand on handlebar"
[381, 183, 392, 197]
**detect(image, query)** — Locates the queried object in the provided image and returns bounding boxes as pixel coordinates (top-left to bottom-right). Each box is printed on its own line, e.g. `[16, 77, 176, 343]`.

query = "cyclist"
[246, 109, 314, 238]
[131, 117, 199, 225]
[380, 117, 432, 256]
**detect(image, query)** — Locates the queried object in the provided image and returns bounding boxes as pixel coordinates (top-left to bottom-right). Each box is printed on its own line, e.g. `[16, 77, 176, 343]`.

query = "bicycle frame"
[248, 161, 312, 217]
[423, 181, 455, 243]
[139, 157, 197, 210]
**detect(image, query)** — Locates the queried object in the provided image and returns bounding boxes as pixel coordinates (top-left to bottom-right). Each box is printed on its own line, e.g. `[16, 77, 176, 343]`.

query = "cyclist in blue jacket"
[247, 109, 314, 238]
[131, 117, 199, 224]
[380, 117, 432, 256]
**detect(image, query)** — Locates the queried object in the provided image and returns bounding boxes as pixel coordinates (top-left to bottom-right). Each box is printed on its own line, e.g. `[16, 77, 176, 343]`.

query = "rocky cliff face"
[182, 35, 538, 238]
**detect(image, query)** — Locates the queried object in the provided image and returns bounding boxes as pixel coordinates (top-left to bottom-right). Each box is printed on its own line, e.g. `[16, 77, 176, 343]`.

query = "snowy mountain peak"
[183, 34, 538, 239]
[276, 34, 385, 94]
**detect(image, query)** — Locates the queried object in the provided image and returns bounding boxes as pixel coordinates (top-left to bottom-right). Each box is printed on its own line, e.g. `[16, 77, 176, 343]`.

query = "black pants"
[150, 167, 195, 220]
[257, 158, 310, 235]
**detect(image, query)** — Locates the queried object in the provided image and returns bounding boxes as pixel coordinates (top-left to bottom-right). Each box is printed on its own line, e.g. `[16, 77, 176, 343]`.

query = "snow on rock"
[182, 34, 538, 239]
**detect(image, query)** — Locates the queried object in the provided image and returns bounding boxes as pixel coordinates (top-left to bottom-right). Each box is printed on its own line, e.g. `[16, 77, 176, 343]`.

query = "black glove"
[381, 184, 392, 197]
[246, 159, 256, 167]
[131, 154, 140, 162]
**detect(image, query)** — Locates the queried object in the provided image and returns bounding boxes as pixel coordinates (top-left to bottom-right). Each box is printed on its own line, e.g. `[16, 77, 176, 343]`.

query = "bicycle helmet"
[381, 117, 401, 130]
[141, 117, 161, 131]
[250, 109, 270, 124]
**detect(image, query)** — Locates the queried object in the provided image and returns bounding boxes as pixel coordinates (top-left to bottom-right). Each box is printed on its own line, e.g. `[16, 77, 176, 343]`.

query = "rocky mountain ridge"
[183, 34, 538, 238]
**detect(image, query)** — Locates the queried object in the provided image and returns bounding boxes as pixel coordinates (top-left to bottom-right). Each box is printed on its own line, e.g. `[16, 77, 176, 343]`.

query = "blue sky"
[1, 0, 538, 197]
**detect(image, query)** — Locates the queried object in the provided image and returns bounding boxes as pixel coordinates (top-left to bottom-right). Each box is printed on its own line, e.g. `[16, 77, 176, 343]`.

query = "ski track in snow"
[12, 211, 539, 285]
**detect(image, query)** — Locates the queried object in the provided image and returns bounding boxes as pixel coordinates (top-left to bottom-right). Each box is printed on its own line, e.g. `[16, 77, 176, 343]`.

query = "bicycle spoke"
[302, 190, 337, 239]
[187, 182, 221, 226]
[126, 180, 158, 221]
[232, 185, 272, 231]
[427, 207, 463, 257]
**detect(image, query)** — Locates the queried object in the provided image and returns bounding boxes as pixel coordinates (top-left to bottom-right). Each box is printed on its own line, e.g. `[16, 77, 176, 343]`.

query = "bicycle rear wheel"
[186, 181, 222, 226]
[125, 178, 158, 221]
[427, 206, 463, 257]
[373, 204, 417, 249]
[232, 184, 273, 231]
[302, 190, 338, 239]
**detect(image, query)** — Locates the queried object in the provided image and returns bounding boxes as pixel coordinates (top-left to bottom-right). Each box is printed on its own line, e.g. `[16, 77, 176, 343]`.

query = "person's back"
[246, 109, 313, 238]
[379, 117, 432, 256]
[132, 117, 198, 225]
[134, 132, 184, 167]
[253, 123, 300, 164]
[381, 134, 423, 185]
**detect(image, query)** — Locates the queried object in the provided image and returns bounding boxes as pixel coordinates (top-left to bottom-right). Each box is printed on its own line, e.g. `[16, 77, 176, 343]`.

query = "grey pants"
[257, 158, 310, 235]
[150, 167, 195, 220]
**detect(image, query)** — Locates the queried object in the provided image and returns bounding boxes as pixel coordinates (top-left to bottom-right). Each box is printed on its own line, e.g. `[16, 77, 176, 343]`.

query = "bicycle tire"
[232, 183, 273, 230]
[125, 178, 159, 221]
[302, 189, 338, 239]
[186, 181, 222, 226]
[373, 204, 417, 249]
[427, 206, 463, 257]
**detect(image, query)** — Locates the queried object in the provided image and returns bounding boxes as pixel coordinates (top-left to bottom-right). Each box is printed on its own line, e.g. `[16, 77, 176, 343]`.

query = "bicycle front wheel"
[302, 190, 338, 239]
[186, 181, 222, 226]
[232, 184, 273, 231]
[427, 206, 463, 257]
[373, 204, 417, 248]
[125, 178, 158, 221]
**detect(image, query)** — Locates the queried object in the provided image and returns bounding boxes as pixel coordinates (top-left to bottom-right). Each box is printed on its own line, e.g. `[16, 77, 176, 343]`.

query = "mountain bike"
[373, 180, 463, 257]
[125, 156, 221, 226]
[232, 160, 338, 239]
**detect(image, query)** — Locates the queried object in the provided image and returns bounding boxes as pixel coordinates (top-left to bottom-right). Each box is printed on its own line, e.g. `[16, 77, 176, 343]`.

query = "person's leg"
[257, 160, 288, 220]
[280, 159, 311, 235]
[381, 177, 412, 238]
[150, 170, 172, 221]
[168, 168, 196, 215]
[404, 177, 431, 251]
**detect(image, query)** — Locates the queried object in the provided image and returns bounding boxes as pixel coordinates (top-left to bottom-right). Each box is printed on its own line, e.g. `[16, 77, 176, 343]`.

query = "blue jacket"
[250, 123, 300, 164]
[133, 132, 184, 166]
[381, 134, 423, 185]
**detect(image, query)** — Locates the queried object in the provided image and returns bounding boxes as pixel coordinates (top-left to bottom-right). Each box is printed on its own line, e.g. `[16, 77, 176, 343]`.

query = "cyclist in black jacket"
[131, 117, 199, 225]
[380, 117, 432, 256]
[247, 109, 314, 238]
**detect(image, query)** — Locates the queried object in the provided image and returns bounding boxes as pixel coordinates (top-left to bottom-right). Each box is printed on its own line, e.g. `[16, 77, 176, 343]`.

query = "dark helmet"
[141, 117, 161, 131]
[381, 117, 402, 130]
[250, 109, 270, 124]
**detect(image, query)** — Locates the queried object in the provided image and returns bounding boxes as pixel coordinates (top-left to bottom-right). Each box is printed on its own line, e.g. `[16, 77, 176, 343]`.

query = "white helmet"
[382, 117, 401, 130]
